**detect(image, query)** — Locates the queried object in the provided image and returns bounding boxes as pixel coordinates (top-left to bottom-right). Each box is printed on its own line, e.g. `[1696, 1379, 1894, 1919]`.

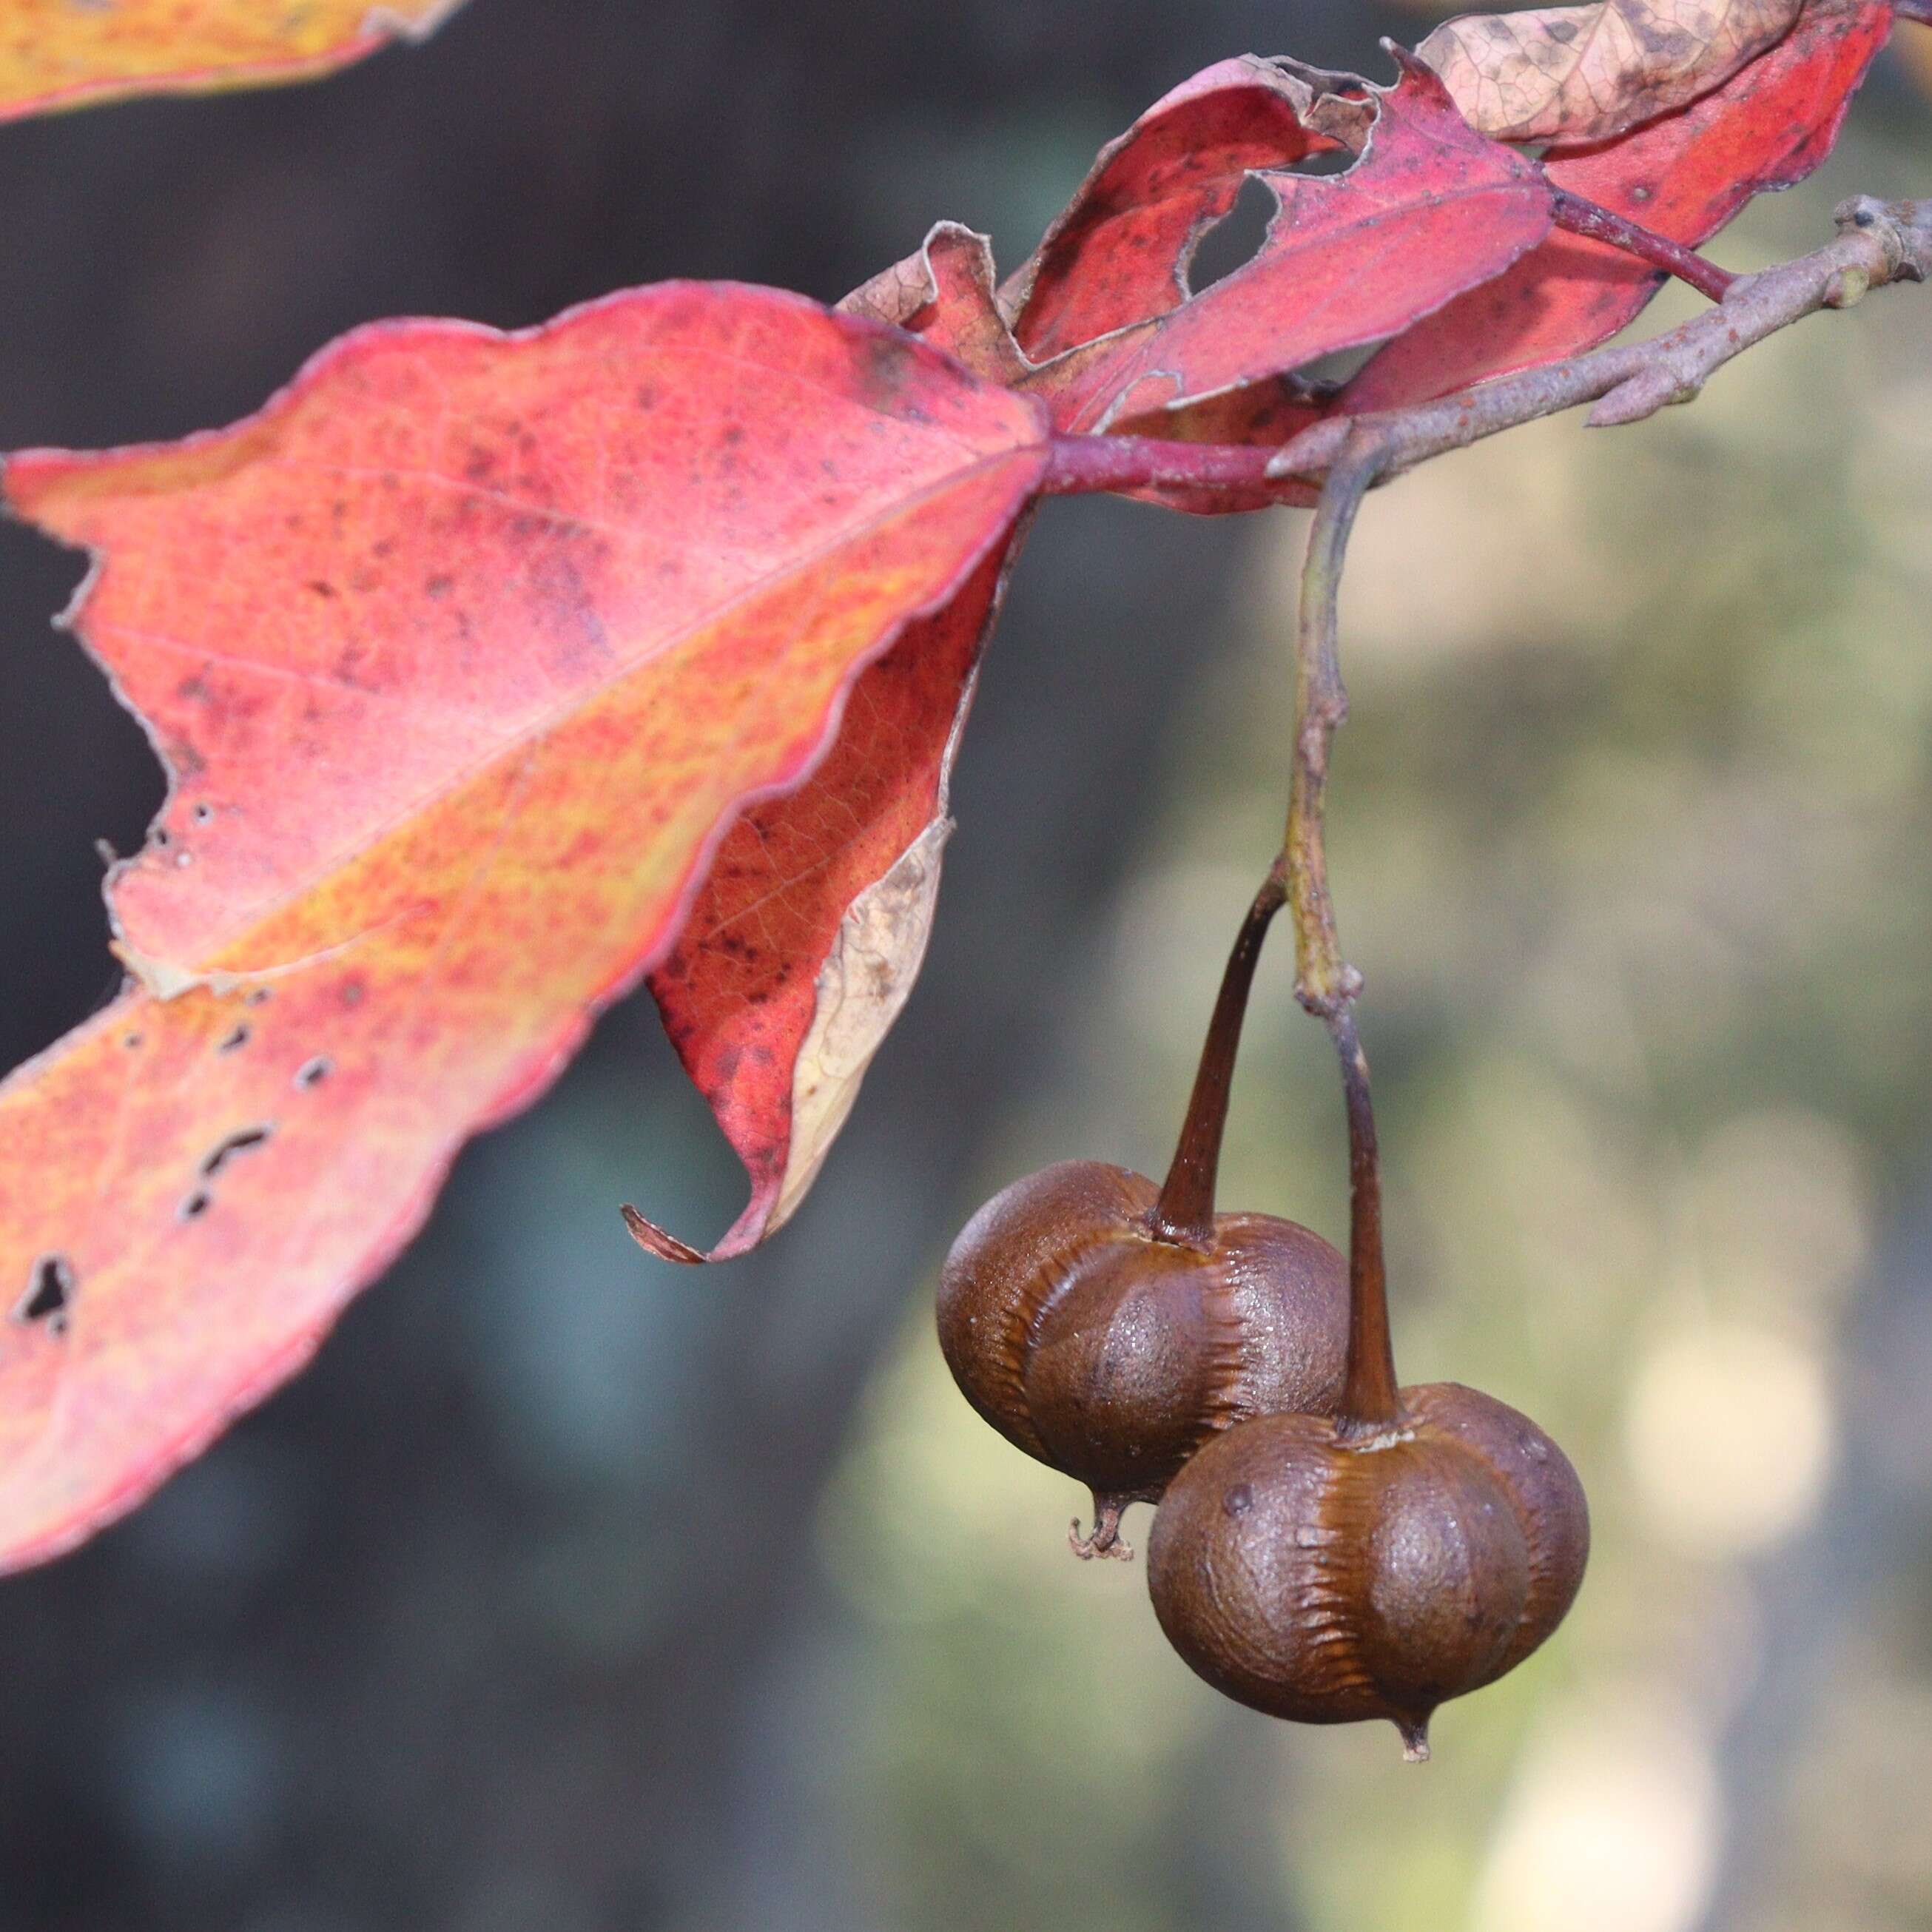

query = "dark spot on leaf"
[153, 826, 170, 848]
[217, 1024, 250, 1054]
[192, 803, 215, 824]
[425, 574, 454, 599]
[15, 1256, 73, 1335]
[179, 1191, 212, 1222]
[340, 980, 366, 1007]
[295, 1056, 332, 1090]
[244, 988, 272, 1007]
[124, 1031, 144, 1051]
[1222, 1482, 1253, 1518]
[307, 579, 339, 599]
[201, 1125, 272, 1177]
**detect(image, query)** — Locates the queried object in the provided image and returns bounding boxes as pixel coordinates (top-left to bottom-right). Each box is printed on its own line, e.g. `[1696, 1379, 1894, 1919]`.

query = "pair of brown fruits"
[936, 878, 1589, 1760]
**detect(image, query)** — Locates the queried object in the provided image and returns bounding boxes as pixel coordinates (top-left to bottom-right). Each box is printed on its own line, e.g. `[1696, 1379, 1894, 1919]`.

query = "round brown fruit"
[1145, 1382, 1588, 1757]
[938, 1159, 1348, 1553]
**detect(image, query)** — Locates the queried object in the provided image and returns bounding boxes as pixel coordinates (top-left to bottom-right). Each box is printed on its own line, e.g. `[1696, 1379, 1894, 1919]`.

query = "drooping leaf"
[0, 0, 471, 124]
[0, 283, 1046, 1571]
[1018, 52, 1556, 434]
[1346, 0, 1894, 411]
[1418, 0, 1802, 142]
[635, 536, 1023, 1260]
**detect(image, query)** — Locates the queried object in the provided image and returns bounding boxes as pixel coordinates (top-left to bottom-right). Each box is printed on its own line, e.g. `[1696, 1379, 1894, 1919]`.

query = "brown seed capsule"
[1145, 1382, 1589, 1759]
[936, 875, 1350, 1556]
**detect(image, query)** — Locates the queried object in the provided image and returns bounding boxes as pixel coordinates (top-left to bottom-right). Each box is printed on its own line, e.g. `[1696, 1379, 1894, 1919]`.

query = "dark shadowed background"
[3, 5, 1931, 1930]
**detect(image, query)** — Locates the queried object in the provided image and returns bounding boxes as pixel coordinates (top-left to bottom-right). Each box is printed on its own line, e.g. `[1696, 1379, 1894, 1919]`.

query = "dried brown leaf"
[1418, 0, 1802, 141]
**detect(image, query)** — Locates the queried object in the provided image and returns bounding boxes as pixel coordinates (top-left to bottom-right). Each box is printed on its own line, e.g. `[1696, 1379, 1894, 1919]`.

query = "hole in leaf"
[153, 826, 170, 848]
[200, 1125, 273, 1178]
[295, 1056, 332, 1091]
[179, 1191, 212, 1222]
[217, 1023, 251, 1054]
[192, 803, 215, 824]
[1187, 174, 1278, 296]
[14, 1256, 73, 1334]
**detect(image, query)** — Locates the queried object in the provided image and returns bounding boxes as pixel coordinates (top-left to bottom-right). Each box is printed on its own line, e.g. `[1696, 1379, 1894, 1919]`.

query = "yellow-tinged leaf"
[0, 282, 1047, 1569]
[0, 0, 470, 123]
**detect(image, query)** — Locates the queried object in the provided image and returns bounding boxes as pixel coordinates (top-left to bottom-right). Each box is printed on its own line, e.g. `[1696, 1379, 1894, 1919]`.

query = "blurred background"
[1, 3, 1930, 1928]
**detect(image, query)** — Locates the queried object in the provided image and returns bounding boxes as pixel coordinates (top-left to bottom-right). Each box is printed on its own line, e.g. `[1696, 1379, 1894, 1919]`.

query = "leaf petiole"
[1549, 189, 1737, 301]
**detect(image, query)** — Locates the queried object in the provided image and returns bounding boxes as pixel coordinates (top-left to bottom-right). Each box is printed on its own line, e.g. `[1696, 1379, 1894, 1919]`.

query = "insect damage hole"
[200, 1125, 274, 1179]
[294, 1056, 332, 1091]
[1187, 173, 1279, 295]
[15, 1256, 74, 1336]
[178, 1190, 213, 1222]
[217, 1023, 251, 1054]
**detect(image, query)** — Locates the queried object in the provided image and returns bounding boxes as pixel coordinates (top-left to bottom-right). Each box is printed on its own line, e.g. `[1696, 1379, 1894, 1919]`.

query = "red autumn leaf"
[0, 0, 470, 124]
[0, 284, 1046, 1572]
[1344, 0, 1894, 410]
[1012, 51, 1558, 434]
[1002, 56, 1362, 366]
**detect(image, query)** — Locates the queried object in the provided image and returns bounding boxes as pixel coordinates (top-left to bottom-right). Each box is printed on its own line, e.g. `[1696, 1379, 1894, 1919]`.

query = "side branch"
[1287, 435, 1384, 1021]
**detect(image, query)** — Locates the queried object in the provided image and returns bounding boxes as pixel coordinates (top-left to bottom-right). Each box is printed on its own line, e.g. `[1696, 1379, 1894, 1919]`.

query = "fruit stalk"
[1287, 430, 1401, 1431]
[1148, 859, 1288, 1248]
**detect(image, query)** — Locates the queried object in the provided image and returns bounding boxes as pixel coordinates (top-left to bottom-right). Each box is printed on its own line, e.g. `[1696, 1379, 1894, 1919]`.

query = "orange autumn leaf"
[1418, 0, 1802, 141]
[0, 283, 1046, 1571]
[0, 0, 470, 124]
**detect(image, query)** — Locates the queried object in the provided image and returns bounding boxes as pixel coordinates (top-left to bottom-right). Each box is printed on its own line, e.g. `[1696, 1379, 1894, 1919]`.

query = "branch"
[1269, 196, 1932, 480]
[1038, 198, 1929, 505]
